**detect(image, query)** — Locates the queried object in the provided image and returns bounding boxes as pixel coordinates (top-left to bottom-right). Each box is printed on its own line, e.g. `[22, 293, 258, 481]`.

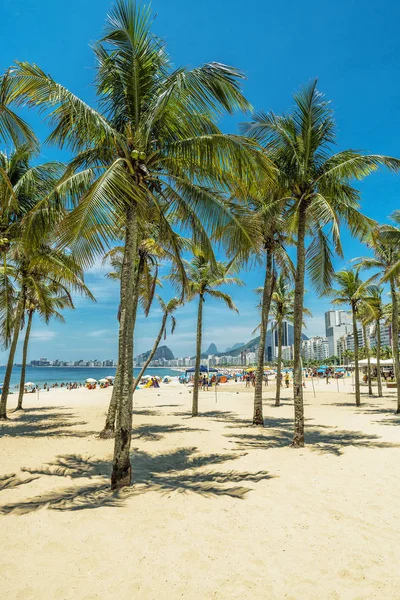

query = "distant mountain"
[217, 325, 308, 357]
[137, 345, 174, 362]
[205, 343, 218, 355]
[225, 343, 245, 353]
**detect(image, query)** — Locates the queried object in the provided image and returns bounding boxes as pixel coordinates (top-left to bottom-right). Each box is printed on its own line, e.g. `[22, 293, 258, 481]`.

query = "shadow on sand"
[225, 414, 400, 456]
[0, 406, 96, 438]
[0, 448, 274, 515]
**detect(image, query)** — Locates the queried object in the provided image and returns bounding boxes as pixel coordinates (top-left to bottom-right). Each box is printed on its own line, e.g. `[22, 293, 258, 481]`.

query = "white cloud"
[87, 329, 117, 338]
[30, 330, 56, 341]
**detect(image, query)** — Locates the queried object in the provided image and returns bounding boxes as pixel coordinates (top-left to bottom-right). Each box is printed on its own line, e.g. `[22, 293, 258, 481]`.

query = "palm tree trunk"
[389, 278, 400, 413]
[132, 314, 167, 389]
[16, 310, 33, 411]
[192, 293, 204, 417]
[352, 304, 361, 406]
[0, 293, 25, 419]
[253, 251, 273, 425]
[376, 319, 383, 398]
[111, 203, 138, 489]
[275, 320, 283, 407]
[100, 255, 143, 439]
[363, 323, 373, 396]
[292, 201, 308, 446]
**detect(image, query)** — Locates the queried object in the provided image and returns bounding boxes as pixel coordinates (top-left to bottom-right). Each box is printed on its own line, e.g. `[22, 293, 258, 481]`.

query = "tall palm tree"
[16, 282, 74, 410]
[242, 81, 400, 445]
[0, 244, 93, 418]
[9, 1, 269, 486]
[330, 269, 371, 406]
[171, 251, 243, 416]
[362, 287, 384, 397]
[355, 221, 400, 412]
[132, 296, 181, 390]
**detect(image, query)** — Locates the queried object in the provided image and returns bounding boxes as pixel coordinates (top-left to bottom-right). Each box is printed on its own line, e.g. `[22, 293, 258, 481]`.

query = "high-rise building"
[325, 310, 352, 357]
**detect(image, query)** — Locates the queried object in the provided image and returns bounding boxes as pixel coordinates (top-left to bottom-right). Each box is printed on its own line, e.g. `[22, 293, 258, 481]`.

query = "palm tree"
[270, 275, 311, 407]
[355, 221, 400, 412]
[173, 251, 243, 416]
[362, 287, 384, 397]
[9, 1, 269, 486]
[0, 245, 93, 418]
[132, 296, 180, 389]
[0, 145, 64, 343]
[330, 269, 371, 406]
[358, 303, 373, 396]
[251, 201, 293, 424]
[16, 282, 74, 410]
[242, 81, 400, 445]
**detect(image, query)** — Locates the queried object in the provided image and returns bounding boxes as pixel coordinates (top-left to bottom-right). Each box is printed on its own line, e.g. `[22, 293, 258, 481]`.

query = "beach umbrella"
[105, 375, 115, 380]
[98, 378, 108, 383]
[25, 382, 35, 386]
[185, 365, 218, 373]
[245, 367, 257, 372]
[86, 378, 97, 383]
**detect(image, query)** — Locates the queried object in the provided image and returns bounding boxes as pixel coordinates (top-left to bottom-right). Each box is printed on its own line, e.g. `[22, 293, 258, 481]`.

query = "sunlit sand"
[1, 380, 400, 599]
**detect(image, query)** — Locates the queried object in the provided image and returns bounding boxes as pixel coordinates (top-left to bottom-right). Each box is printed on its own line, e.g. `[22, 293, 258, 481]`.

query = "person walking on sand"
[325, 370, 331, 384]
[285, 372, 290, 388]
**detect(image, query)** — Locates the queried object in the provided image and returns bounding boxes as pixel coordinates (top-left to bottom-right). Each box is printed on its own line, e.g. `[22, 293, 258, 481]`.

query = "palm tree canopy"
[169, 248, 244, 313]
[330, 269, 372, 310]
[8, 0, 272, 269]
[241, 81, 400, 294]
[0, 70, 37, 148]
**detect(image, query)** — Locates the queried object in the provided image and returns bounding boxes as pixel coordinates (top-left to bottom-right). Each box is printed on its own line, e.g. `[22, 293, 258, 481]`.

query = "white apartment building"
[325, 310, 352, 357]
[301, 336, 329, 361]
[245, 352, 257, 365]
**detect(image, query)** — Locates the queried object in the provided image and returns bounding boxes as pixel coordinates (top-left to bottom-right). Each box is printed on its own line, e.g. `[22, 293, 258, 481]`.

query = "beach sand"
[1, 378, 400, 599]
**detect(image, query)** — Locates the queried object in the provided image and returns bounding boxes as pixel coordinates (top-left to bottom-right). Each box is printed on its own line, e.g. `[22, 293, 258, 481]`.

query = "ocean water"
[0, 366, 183, 389]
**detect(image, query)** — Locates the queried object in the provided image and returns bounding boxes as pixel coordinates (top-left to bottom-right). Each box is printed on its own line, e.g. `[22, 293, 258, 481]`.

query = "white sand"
[1, 378, 400, 599]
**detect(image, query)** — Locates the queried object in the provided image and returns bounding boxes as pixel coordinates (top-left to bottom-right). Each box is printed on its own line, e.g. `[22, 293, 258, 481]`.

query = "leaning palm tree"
[9, 1, 270, 486]
[358, 303, 373, 396]
[330, 269, 371, 406]
[0, 245, 93, 418]
[16, 282, 74, 410]
[132, 296, 181, 390]
[270, 275, 311, 407]
[99, 231, 185, 438]
[242, 81, 400, 445]
[362, 287, 384, 397]
[171, 250, 243, 416]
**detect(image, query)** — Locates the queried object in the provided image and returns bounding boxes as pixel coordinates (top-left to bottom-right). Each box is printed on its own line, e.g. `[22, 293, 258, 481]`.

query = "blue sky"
[1, 0, 400, 362]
